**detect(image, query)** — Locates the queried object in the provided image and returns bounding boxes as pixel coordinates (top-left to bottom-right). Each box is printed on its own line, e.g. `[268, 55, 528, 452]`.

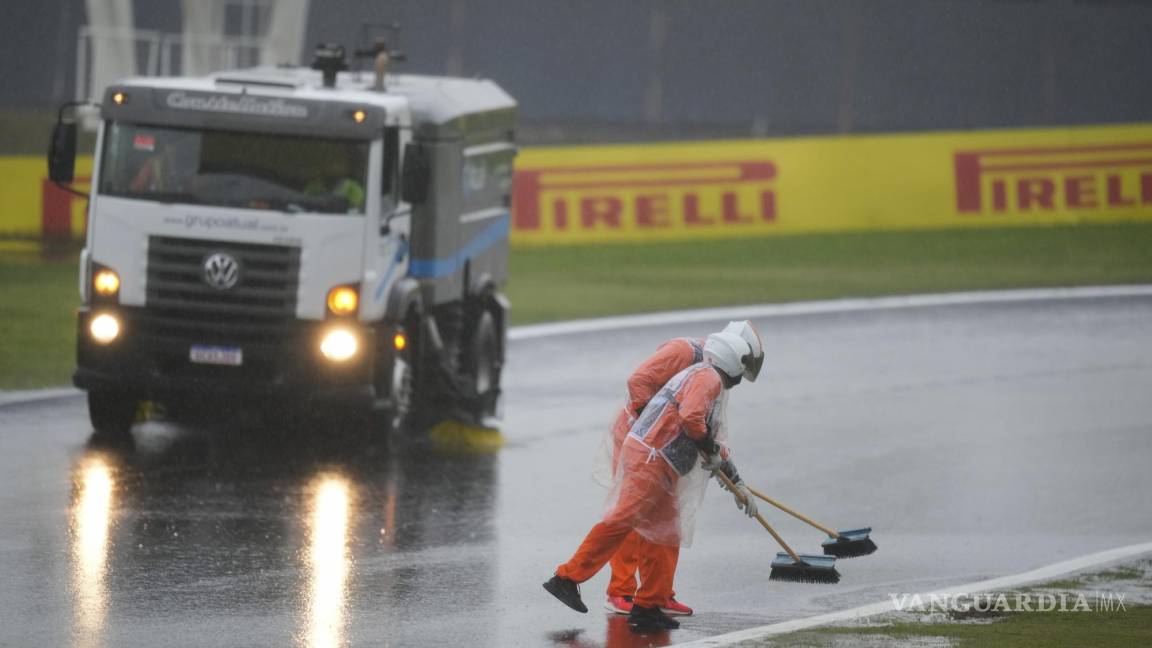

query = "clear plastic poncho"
[600, 369, 730, 548]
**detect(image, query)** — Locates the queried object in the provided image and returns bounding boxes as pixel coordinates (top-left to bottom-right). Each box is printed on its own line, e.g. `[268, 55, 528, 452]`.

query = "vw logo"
[202, 252, 240, 290]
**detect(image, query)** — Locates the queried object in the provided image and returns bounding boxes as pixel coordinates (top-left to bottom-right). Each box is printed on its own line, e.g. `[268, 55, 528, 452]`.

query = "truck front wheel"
[87, 390, 138, 438]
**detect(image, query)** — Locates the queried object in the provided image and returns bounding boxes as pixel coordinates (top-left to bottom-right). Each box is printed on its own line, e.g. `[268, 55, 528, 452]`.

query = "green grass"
[507, 223, 1152, 323]
[0, 253, 78, 389]
[1034, 579, 1084, 590]
[3, 223, 1152, 389]
[774, 606, 1152, 648]
[1095, 567, 1145, 582]
[764, 561, 1152, 647]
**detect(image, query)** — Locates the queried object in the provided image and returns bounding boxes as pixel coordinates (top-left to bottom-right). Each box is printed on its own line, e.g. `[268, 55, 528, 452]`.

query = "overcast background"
[2, 0, 1151, 143]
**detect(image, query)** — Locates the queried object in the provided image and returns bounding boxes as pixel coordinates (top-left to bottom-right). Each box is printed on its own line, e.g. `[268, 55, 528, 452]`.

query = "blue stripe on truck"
[408, 213, 510, 279]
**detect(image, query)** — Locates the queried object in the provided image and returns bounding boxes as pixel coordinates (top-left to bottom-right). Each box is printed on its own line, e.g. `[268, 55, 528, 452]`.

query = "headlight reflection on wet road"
[304, 473, 353, 648]
[70, 454, 115, 647]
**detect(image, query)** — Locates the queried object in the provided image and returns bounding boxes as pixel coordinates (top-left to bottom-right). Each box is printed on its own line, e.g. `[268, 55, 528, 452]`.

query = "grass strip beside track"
[508, 223, 1152, 323]
[767, 606, 1152, 648]
[759, 560, 1152, 648]
[2, 223, 1152, 388]
[0, 255, 78, 389]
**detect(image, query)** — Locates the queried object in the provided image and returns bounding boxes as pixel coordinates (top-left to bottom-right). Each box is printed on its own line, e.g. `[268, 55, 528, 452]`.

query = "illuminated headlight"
[93, 269, 120, 296]
[89, 313, 121, 344]
[320, 328, 358, 362]
[326, 286, 359, 316]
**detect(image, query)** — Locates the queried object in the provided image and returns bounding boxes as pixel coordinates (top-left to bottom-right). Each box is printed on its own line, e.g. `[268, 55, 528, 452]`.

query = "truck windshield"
[98, 122, 370, 215]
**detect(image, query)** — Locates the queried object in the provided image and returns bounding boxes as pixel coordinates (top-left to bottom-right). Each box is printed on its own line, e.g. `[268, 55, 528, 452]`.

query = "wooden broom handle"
[711, 466, 803, 563]
[744, 484, 841, 539]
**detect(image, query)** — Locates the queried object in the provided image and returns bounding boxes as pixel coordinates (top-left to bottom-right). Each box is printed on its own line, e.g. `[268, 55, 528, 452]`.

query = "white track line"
[5, 285, 1152, 409]
[509, 285, 1152, 341]
[670, 540, 1152, 648]
[0, 387, 81, 408]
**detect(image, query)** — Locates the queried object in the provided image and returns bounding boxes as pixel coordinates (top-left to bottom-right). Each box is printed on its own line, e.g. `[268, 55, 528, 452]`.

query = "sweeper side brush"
[745, 485, 878, 559]
[710, 467, 841, 585]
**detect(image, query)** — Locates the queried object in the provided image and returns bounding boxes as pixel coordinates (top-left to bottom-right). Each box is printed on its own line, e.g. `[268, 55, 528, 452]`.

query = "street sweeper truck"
[48, 42, 516, 436]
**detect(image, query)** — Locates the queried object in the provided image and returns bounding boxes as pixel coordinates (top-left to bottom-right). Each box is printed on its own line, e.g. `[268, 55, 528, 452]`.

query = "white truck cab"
[49, 44, 516, 436]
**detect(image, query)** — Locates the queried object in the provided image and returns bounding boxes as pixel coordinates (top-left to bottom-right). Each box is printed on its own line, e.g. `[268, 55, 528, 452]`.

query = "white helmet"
[722, 320, 764, 382]
[704, 332, 752, 382]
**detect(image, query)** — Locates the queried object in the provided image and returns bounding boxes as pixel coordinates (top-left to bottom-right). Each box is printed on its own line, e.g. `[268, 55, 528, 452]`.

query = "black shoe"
[627, 604, 680, 632]
[543, 575, 588, 613]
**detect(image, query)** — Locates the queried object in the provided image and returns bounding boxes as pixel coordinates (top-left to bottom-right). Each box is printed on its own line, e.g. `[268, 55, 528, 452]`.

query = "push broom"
[744, 485, 878, 558]
[710, 467, 840, 584]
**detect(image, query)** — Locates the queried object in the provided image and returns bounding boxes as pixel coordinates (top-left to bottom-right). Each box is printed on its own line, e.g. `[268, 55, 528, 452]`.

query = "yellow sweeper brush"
[427, 417, 505, 453]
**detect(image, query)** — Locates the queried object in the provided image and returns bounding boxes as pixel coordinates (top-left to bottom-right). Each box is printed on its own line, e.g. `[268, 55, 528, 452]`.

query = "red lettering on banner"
[552, 198, 569, 229]
[683, 194, 716, 226]
[992, 179, 1008, 212]
[1017, 178, 1055, 210]
[955, 144, 1152, 215]
[1107, 175, 1135, 207]
[40, 177, 90, 242]
[510, 160, 779, 234]
[760, 191, 776, 222]
[722, 193, 752, 223]
[511, 170, 542, 230]
[1064, 175, 1097, 209]
[580, 196, 622, 228]
[636, 194, 670, 228]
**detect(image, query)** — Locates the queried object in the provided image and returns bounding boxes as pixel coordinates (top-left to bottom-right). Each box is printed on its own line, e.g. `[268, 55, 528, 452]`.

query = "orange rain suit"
[557, 363, 725, 609]
[607, 338, 703, 600]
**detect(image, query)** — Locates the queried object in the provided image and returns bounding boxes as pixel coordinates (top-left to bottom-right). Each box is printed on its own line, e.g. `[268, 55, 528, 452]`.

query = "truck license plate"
[189, 345, 243, 366]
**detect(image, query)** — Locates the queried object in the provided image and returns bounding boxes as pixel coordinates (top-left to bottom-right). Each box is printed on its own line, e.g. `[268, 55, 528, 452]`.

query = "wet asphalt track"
[2, 295, 1152, 647]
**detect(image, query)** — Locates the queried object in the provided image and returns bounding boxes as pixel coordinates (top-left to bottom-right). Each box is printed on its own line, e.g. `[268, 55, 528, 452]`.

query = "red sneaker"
[604, 595, 634, 614]
[661, 597, 693, 616]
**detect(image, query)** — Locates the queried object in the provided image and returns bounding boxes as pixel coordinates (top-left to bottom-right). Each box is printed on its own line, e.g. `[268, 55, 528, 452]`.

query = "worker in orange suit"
[597, 321, 763, 619]
[545, 330, 763, 633]
[603, 336, 703, 617]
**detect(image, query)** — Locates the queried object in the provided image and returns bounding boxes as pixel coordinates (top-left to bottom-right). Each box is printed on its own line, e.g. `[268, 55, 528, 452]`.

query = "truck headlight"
[90, 313, 121, 344]
[326, 286, 359, 316]
[93, 269, 120, 296]
[320, 328, 358, 362]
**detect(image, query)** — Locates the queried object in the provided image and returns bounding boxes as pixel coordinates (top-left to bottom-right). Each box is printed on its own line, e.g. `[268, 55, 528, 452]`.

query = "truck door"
[369, 125, 410, 320]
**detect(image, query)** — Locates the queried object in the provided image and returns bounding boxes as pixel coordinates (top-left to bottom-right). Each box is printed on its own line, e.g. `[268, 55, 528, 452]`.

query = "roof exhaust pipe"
[355, 39, 407, 92]
[373, 49, 390, 91]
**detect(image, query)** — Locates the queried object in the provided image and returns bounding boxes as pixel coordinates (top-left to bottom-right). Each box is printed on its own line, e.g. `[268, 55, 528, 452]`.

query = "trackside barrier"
[3, 122, 1152, 245]
[512, 122, 1152, 245]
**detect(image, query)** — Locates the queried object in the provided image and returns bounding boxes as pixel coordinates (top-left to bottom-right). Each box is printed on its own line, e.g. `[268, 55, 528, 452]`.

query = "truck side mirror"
[48, 117, 78, 184]
[401, 142, 430, 205]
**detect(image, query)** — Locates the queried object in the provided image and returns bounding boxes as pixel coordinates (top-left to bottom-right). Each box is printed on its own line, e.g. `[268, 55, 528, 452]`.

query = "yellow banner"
[0, 155, 93, 241]
[511, 123, 1152, 244]
[3, 122, 1152, 244]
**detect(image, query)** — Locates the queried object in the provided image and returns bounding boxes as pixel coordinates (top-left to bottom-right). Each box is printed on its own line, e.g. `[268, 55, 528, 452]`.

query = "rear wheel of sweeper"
[460, 303, 502, 420]
[387, 323, 418, 434]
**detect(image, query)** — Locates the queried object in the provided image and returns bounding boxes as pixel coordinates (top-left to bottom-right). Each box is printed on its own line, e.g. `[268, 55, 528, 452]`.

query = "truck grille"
[145, 236, 300, 346]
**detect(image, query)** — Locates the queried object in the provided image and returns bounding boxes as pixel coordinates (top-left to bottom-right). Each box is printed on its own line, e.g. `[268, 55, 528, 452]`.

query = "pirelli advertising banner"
[2, 122, 1152, 244]
[511, 122, 1152, 245]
